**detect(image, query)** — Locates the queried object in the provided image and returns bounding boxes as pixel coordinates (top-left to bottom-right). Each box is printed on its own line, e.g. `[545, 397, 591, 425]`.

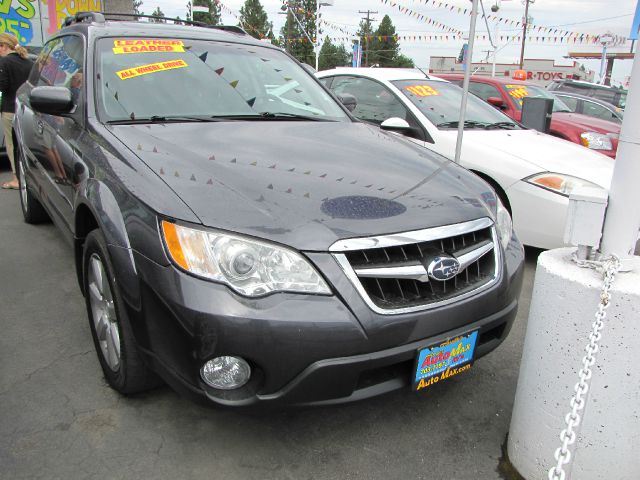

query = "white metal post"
[454, 0, 479, 164]
[315, 0, 319, 71]
[599, 49, 640, 264]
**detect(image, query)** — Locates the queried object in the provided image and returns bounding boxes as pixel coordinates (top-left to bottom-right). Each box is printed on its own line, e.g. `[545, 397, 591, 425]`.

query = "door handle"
[36, 120, 44, 135]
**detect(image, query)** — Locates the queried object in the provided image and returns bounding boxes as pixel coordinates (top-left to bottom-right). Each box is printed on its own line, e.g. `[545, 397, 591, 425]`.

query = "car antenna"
[415, 66, 429, 79]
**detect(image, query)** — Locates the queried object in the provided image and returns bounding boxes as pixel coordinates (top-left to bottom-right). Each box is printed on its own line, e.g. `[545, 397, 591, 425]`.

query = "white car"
[316, 68, 614, 249]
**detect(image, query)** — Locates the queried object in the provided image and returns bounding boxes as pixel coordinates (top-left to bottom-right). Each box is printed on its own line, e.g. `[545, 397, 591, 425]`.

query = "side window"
[41, 36, 85, 110]
[591, 89, 616, 105]
[330, 76, 408, 125]
[558, 95, 578, 112]
[582, 101, 618, 122]
[468, 82, 501, 101]
[29, 39, 60, 86]
[318, 77, 333, 88]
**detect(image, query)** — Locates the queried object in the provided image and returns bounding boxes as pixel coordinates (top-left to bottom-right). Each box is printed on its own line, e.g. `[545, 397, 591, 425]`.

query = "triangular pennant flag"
[159, 168, 164, 175]
[247, 97, 256, 107]
[207, 178, 213, 185]
[174, 171, 180, 177]
[152, 146, 158, 153]
[269, 164, 276, 169]
[267, 184, 274, 189]
[215, 67, 224, 75]
[229, 80, 239, 88]
[209, 154, 216, 160]
[250, 161, 257, 166]
[230, 158, 237, 163]
[190, 174, 196, 181]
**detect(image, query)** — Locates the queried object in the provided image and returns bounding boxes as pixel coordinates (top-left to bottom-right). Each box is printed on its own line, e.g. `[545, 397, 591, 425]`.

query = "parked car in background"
[547, 78, 627, 110]
[550, 91, 623, 124]
[14, 14, 525, 407]
[317, 68, 614, 250]
[437, 74, 620, 158]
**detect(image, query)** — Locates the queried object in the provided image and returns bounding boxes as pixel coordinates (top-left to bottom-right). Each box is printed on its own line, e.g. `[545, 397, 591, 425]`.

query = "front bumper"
[125, 236, 524, 407]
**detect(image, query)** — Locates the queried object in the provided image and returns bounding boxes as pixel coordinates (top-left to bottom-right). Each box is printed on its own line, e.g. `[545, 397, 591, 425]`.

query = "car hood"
[552, 112, 621, 134]
[109, 121, 496, 251]
[438, 128, 614, 188]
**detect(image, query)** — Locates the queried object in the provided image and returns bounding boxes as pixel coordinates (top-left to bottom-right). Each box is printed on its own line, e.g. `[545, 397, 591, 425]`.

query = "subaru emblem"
[427, 255, 460, 281]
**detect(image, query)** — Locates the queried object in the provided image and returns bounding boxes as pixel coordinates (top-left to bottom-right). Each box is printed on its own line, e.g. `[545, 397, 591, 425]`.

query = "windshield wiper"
[258, 112, 329, 121]
[484, 121, 520, 130]
[436, 120, 491, 129]
[107, 115, 224, 125]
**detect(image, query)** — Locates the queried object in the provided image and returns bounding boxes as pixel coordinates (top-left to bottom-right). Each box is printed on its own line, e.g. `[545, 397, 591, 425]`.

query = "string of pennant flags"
[213, 0, 624, 47]
[284, 34, 619, 45]
[380, 0, 627, 46]
[379, 0, 464, 36]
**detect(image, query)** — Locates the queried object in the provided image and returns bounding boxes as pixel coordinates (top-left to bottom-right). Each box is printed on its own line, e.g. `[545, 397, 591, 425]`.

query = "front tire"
[83, 229, 160, 394]
[17, 148, 49, 224]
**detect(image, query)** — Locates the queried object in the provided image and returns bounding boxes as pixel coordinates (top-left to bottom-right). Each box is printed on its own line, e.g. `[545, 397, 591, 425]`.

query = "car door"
[467, 80, 512, 115]
[326, 75, 428, 143]
[26, 35, 85, 231]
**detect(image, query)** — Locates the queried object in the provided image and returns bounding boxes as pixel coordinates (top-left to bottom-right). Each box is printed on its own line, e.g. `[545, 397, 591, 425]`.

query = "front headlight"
[580, 132, 613, 150]
[495, 198, 512, 250]
[161, 220, 331, 297]
[525, 173, 602, 197]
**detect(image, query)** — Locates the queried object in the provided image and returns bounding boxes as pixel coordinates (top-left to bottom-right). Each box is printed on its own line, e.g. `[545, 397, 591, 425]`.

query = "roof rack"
[62, 12, 105, 26]
[62, 11, 247, 35]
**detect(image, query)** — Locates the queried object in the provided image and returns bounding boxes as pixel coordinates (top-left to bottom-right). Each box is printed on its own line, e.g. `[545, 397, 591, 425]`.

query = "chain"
[547, 254, 620, 480]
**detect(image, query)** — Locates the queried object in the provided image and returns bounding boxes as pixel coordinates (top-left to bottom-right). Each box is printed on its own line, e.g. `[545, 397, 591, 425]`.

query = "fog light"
[201, 356, 251, 390]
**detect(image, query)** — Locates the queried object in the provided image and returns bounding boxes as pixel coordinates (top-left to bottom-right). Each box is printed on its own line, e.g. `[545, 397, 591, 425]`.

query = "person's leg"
[2, 112, 18, 189]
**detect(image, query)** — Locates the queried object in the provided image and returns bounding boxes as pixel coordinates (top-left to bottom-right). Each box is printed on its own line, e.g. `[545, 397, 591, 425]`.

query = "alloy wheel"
[88, 254, 121, 371]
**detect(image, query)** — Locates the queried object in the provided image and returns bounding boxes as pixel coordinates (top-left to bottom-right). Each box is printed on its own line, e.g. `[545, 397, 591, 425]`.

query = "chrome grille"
[330, 218, 500, 314]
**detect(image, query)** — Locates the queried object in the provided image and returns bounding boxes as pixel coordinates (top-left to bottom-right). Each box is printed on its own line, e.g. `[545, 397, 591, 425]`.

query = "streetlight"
[280, 1, 333, 70]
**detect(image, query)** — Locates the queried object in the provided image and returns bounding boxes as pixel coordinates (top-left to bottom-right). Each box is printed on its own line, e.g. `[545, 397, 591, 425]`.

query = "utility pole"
[359, 9, 377, 67]
[287, 0, 294, 53]
[519, 0, 533, 69]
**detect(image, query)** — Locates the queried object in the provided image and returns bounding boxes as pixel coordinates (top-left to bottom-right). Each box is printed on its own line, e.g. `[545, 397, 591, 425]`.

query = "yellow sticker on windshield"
[116, 59, 188, 80]
[405, 85, 440, 97]
[506, 86, 529, 100]
[113, 39, 185, 54]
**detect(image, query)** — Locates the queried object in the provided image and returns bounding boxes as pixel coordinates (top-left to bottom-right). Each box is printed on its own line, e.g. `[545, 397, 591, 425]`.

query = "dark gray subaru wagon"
[14, 12, 524, 406]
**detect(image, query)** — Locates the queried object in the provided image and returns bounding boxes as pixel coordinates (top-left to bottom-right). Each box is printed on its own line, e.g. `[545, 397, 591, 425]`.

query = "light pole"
[315, 0, 333, 71]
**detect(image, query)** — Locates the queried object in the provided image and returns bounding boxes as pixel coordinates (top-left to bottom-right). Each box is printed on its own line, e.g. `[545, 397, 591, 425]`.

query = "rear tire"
[83, 229, 161, 394]
[17, 148, 49, 224]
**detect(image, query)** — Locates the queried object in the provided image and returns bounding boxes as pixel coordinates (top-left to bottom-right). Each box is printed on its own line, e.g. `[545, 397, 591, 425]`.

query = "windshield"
[392, 80, 520, 129]
[95, 37, 349, 122]
[503, 83, 571, 113]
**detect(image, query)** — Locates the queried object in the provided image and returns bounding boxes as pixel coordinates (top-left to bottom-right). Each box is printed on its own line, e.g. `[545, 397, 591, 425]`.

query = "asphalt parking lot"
[0, 166, 537, 480]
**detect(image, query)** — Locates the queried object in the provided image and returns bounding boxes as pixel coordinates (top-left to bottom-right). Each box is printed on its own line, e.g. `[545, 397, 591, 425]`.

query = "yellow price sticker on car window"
[505, 86, 530, 100]
[116, 59, 188, 80]
[113, 39, 185, 54]
[405, 85, 440, 97]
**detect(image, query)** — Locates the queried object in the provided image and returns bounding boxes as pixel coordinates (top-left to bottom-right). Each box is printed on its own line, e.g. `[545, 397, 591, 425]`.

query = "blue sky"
[143, 0, 638, 85]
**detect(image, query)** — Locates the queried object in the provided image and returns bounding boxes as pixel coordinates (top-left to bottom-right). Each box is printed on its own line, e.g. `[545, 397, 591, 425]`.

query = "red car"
[437, 74, 619, 158]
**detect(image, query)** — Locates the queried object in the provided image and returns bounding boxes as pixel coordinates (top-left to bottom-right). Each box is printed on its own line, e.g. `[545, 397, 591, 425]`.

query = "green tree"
[279, 0, 316, 65]
[357, 16, 376, 67]
[372, 15, 414, 68]
[192, 0, 221, 25]
[133, 0, 143, 17]
[151, 6, 165, 23]
[239, 0, 274, 41]
[318, 36, 349, 70]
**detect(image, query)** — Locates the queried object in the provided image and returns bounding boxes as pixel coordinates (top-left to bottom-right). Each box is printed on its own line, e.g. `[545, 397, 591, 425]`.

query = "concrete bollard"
[508, 248, 640, 479]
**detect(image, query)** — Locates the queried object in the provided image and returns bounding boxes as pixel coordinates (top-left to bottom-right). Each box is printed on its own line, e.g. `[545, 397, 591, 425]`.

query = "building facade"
[429, 57, 595, 86]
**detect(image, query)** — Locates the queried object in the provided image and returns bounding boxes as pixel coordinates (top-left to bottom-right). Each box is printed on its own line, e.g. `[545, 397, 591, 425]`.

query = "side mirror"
[29, 86, 74, 115]
[487, 96, 506, 109]
[337, 93, 357, 112]
[380, 117, 412, 132]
